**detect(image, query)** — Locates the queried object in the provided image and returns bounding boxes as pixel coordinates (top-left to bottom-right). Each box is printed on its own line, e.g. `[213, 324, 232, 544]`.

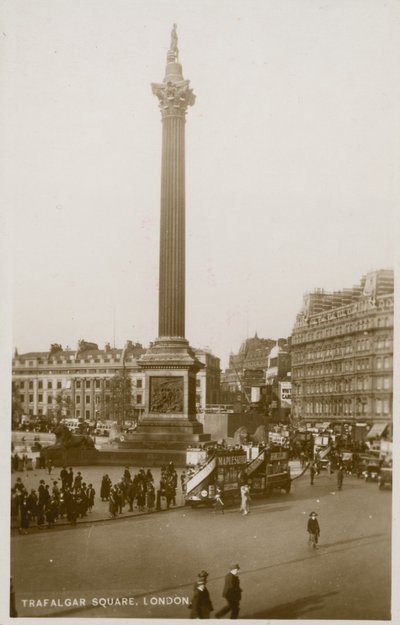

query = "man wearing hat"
[215, 564, 242, 619]
[189, 571, 213, 619]
[307, 512, 320, 549]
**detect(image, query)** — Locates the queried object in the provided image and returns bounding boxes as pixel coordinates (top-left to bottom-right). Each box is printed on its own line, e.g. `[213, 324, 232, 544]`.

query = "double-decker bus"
[185, 445, 291, 507]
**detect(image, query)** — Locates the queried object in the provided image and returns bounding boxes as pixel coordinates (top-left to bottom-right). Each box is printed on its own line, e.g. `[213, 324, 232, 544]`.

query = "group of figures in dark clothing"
[100, 462, 179, 517]
[189, 565, 242, 619]
[11, 467, 95, 533]
[11, 462, 183, 532]
[100, 468, 156, 516]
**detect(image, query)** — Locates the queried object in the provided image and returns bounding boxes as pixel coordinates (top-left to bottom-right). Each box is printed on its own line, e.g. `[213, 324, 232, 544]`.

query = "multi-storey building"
[12, 340, 221, 423]
[291, 269, 394, 436]
[221, 335, 276, 403]
[194, 349, 221, 410]
[12, 340, 146, 423]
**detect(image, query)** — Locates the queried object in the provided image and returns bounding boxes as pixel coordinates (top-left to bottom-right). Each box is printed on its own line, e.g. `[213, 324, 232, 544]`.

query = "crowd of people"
[11, 462, 186, 533]
[99, 462, 181, 516]
[11, 468, 96, 533]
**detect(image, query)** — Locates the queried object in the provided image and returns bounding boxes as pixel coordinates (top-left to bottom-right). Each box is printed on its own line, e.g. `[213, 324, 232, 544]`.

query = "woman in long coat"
[100, 474, 111, 501]
[190, 579, 213, 619]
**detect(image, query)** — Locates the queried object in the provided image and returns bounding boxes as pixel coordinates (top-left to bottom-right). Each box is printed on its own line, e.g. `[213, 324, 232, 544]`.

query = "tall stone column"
[153, 26, 195, 339]
[124, 26, 211, 464]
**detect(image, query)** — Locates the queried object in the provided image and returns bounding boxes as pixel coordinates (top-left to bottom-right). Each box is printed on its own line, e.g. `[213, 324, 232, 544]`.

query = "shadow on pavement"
[320, 533, 385, 549]
[243, 590, 339, 619]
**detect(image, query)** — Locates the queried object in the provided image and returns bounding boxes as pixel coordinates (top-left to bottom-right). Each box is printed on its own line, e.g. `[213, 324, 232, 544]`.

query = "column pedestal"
[121, 339, 210, 466]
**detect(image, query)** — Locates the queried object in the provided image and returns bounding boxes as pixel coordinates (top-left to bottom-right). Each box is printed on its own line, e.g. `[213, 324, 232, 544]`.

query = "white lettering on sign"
[280, 381, 292, 406]
[217, 455, 247, 466]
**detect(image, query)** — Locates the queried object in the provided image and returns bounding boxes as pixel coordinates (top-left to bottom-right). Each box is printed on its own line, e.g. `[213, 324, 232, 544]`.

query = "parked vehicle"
[60, 418, 80, 433]
[379, 467, 392, 490]
[363, 461, 380, 482]
[95, 421, 117, 437]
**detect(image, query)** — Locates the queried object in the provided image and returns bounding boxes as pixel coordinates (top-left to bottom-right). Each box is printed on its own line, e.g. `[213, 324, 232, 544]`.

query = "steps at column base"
[98, 448, 189, 467]
[121, 432, 211, 444]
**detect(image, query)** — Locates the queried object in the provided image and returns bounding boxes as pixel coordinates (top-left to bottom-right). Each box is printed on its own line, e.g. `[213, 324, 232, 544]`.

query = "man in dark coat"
[215, 564, 242, 619]
[190, 571, 213, 619]
[74, 471, 83, 492]
[337, 466, 344, 490]
[60, 466, 68, 489]
[37, 480, 49, 526]
[310, 462, 316, 485]
[307, 511, 320, 549]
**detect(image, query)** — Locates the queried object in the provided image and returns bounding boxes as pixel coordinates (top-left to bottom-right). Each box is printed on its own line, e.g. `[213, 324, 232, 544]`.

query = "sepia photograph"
[1, 0, 399, 623]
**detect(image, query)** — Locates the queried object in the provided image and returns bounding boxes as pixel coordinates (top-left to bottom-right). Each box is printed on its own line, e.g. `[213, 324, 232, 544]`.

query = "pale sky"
[1, 0, 399, 369]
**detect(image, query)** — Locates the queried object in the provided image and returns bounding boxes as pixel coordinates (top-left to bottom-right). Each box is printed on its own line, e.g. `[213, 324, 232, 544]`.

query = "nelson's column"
[122, 25, 211, 464]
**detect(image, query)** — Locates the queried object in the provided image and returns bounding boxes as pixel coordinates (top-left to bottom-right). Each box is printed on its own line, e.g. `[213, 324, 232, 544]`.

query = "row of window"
[21, 394, 143, 406]
[298, 345, 392, 364]
[293, 313, 393, 344]
[27, 406, 144, 418]
[298, 376, 391, 395]
[18, 355, 125, 367]
[302, 398, 391, 416]
[13, 367, 138, 376]
[294, 355, 391, 377]
[16, 378, 143, 390]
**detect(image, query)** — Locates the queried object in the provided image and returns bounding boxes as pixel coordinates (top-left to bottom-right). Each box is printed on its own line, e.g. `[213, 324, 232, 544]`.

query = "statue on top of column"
[169, 23, 179, 61]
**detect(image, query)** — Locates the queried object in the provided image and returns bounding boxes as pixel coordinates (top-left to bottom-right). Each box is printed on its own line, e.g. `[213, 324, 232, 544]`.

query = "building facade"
[291, 269, 394, 434]
[12, 340, 221, 424]
[194, 349, 221, 410]
[12, 340, 147, 423]
[221, 335, 276, 403]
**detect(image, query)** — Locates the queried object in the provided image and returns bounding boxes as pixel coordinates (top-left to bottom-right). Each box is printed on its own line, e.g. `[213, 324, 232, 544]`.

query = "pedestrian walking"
[146, 482, 155, 512]
[67, 468, 74, 489]
[18, 493, 30, 535]
[60, 466, 68, 489]
[215, 564, 242, 619]
[109, 486, 119, 517]
[310, 462, 316, 485]
[240, 484, 250, 515]
[73, 471, 83, 492]
[180, 470, 187, 494]
[337, 465, 344, 490]
[100, 474, 111, 501]
[190, 571, 213, 619]
[214, 487, 224, 514]
[307, 511, 320, 549]
[86, 483, 95, 512]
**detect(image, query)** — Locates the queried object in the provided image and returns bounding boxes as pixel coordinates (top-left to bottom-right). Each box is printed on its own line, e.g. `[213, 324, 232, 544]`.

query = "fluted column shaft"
[158, 114, 186, 338]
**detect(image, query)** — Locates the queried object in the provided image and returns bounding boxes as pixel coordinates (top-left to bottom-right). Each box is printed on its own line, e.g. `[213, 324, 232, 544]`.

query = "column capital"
[152, 80, 195, 119]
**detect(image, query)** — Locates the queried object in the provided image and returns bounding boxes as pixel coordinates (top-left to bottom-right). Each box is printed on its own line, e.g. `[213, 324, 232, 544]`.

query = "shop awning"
[366, 422, 388, 440]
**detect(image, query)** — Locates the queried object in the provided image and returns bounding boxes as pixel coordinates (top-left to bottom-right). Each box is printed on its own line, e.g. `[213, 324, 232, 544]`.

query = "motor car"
[379, 467, 392, 490]
[362, 462, 380, 482]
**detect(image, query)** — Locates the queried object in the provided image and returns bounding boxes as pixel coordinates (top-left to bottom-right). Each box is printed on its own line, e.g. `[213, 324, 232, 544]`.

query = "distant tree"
[11, 382, 24, 429]
[49, 343, 63, 354]
[52, 390, 75, 422]
[108, 368, 134, 425]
